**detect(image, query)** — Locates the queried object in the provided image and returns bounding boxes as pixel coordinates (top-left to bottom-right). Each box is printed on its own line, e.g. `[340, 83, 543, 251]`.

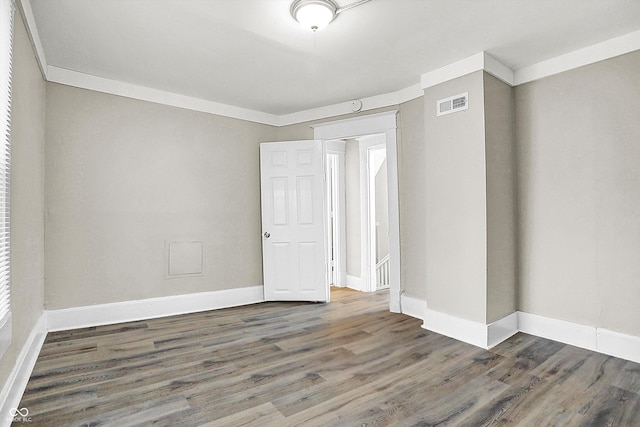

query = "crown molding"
[16, 0, 47, 79]
[17, 0, 640, 126]
[278, 83, 422, 127]
[421, 30, 640, 91]
[514, 29, 640, 85]
[47, 66, 281, 126]
[421, 52, 515, 89]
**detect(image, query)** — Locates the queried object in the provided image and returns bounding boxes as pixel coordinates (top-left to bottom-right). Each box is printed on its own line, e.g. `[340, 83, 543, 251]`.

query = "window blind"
[0, 0, 13, 358]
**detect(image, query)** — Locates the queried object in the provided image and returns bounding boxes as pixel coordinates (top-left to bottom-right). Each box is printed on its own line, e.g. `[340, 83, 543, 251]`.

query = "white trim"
[325, 141, 347, 288]
[383, 126, 401, 313]
[514, 29, 640, 85]
[482, 52, 516, 86]
[313, 112, 401, 312]
[312, 111, 398, 140]
[46, 286, 264, 331]
[517, 311, 597, 352]
[346, 274, 362, 291]
[423, 307, 490, 348]
[421, 308, 518, 349]
[421, 52, 515, 89]
[597, 328, 640, 365]
[277, 84, 423, 126]
[422, 31, 640, 91]
[518, 312, 640, 364]
[0, 313, 47, 427]
[399, 293, 426, 320]
[15, 0, 47, 80]
[325, 139, 347, 152]
[46, 66, 281, 126]
[408, 301, 640, 364]
[359, 136, 386, 293]
[395, 84, 425, 106]
[421, 52, 485, 89]
[44, 65, 421, 128]
[487, 312, 519, 349]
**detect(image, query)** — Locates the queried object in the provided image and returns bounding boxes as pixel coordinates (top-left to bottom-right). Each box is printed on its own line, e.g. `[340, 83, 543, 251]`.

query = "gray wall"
[422, 71, 517, 325]
[484, 73, 517, 323]
[516, 51, 640, 336]
[45, 84, 277, 309]
[0, 7, 46, 389]
[396, 97, 426, 299]
[423, 71, 488, 323]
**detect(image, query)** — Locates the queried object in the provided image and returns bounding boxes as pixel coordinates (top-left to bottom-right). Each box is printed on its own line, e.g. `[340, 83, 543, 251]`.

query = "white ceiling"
[28, 0, 640, 116]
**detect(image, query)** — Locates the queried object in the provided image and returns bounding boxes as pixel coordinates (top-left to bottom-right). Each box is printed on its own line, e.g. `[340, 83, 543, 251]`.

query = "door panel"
[271, 177, 289, 225]
[260, 140, 327, 302]
[297, 176, 315, 224]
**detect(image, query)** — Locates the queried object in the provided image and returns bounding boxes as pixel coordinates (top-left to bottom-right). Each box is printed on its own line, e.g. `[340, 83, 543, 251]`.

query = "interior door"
[260, 140, 328, 302]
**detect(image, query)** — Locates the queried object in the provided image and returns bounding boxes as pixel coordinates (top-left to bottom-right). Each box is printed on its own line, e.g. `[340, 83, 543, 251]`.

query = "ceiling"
[28, 0, 640, 117]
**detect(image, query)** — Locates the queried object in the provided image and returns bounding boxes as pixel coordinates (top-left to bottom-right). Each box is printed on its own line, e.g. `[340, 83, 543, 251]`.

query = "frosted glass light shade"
[291, 0, 337, 31]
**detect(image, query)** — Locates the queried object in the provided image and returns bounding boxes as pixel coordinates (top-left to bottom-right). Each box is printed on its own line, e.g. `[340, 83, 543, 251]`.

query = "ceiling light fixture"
[291, 0, 371, 32]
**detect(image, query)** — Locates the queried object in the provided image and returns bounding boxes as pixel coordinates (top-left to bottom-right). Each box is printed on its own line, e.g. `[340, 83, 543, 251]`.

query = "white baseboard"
[400, 293, 426, 320]
[423, 308, 491, 348]
[389, 289, 401, 313]
[346, 275, 362, 292]
[519, 312, 640, 364]
[47, 286, 264, 331]
[597, 328, 640, 364]
[409, 298, 640, 363]
[487, 312, 519, 349]
[0, 313, 47, 427]
[517, 311, 597, 352]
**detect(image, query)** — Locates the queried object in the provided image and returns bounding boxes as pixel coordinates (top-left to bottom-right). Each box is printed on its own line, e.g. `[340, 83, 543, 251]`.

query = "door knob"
[264, 232, 271, 238]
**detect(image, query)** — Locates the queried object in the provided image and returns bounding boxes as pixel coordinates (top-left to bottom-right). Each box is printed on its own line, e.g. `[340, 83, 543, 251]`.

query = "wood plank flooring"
[14, 288, 640, 426]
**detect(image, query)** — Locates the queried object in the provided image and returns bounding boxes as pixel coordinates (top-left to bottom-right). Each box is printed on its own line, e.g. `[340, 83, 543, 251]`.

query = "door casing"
[312, 111, 401, 312]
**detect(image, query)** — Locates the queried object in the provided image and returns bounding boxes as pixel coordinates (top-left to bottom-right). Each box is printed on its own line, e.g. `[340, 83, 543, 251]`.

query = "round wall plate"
[350, 99, 363, 112]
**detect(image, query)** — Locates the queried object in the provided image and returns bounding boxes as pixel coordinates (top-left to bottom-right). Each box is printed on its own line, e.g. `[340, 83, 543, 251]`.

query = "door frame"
[312, 111, 401, 312]
[359, 135, 386, 293]
[325, 140, 347, 287]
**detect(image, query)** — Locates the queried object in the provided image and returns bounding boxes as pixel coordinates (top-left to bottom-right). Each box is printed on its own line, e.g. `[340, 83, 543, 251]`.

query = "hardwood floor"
[14, 288, 640, 426]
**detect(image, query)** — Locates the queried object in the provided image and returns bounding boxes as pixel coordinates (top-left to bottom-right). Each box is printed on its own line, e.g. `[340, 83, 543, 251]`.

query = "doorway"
[359, 134, 389, 292]
[325, 135, 388, 293]
[314, 111, 401, 312]
[364, 139, 390, 291]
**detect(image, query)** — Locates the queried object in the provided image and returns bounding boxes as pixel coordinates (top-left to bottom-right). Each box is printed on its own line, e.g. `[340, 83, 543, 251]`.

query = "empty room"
[1, 0, 640, 425]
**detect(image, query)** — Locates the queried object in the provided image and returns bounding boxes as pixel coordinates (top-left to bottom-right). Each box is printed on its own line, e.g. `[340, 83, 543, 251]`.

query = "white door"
[260, 140, 328, 302]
